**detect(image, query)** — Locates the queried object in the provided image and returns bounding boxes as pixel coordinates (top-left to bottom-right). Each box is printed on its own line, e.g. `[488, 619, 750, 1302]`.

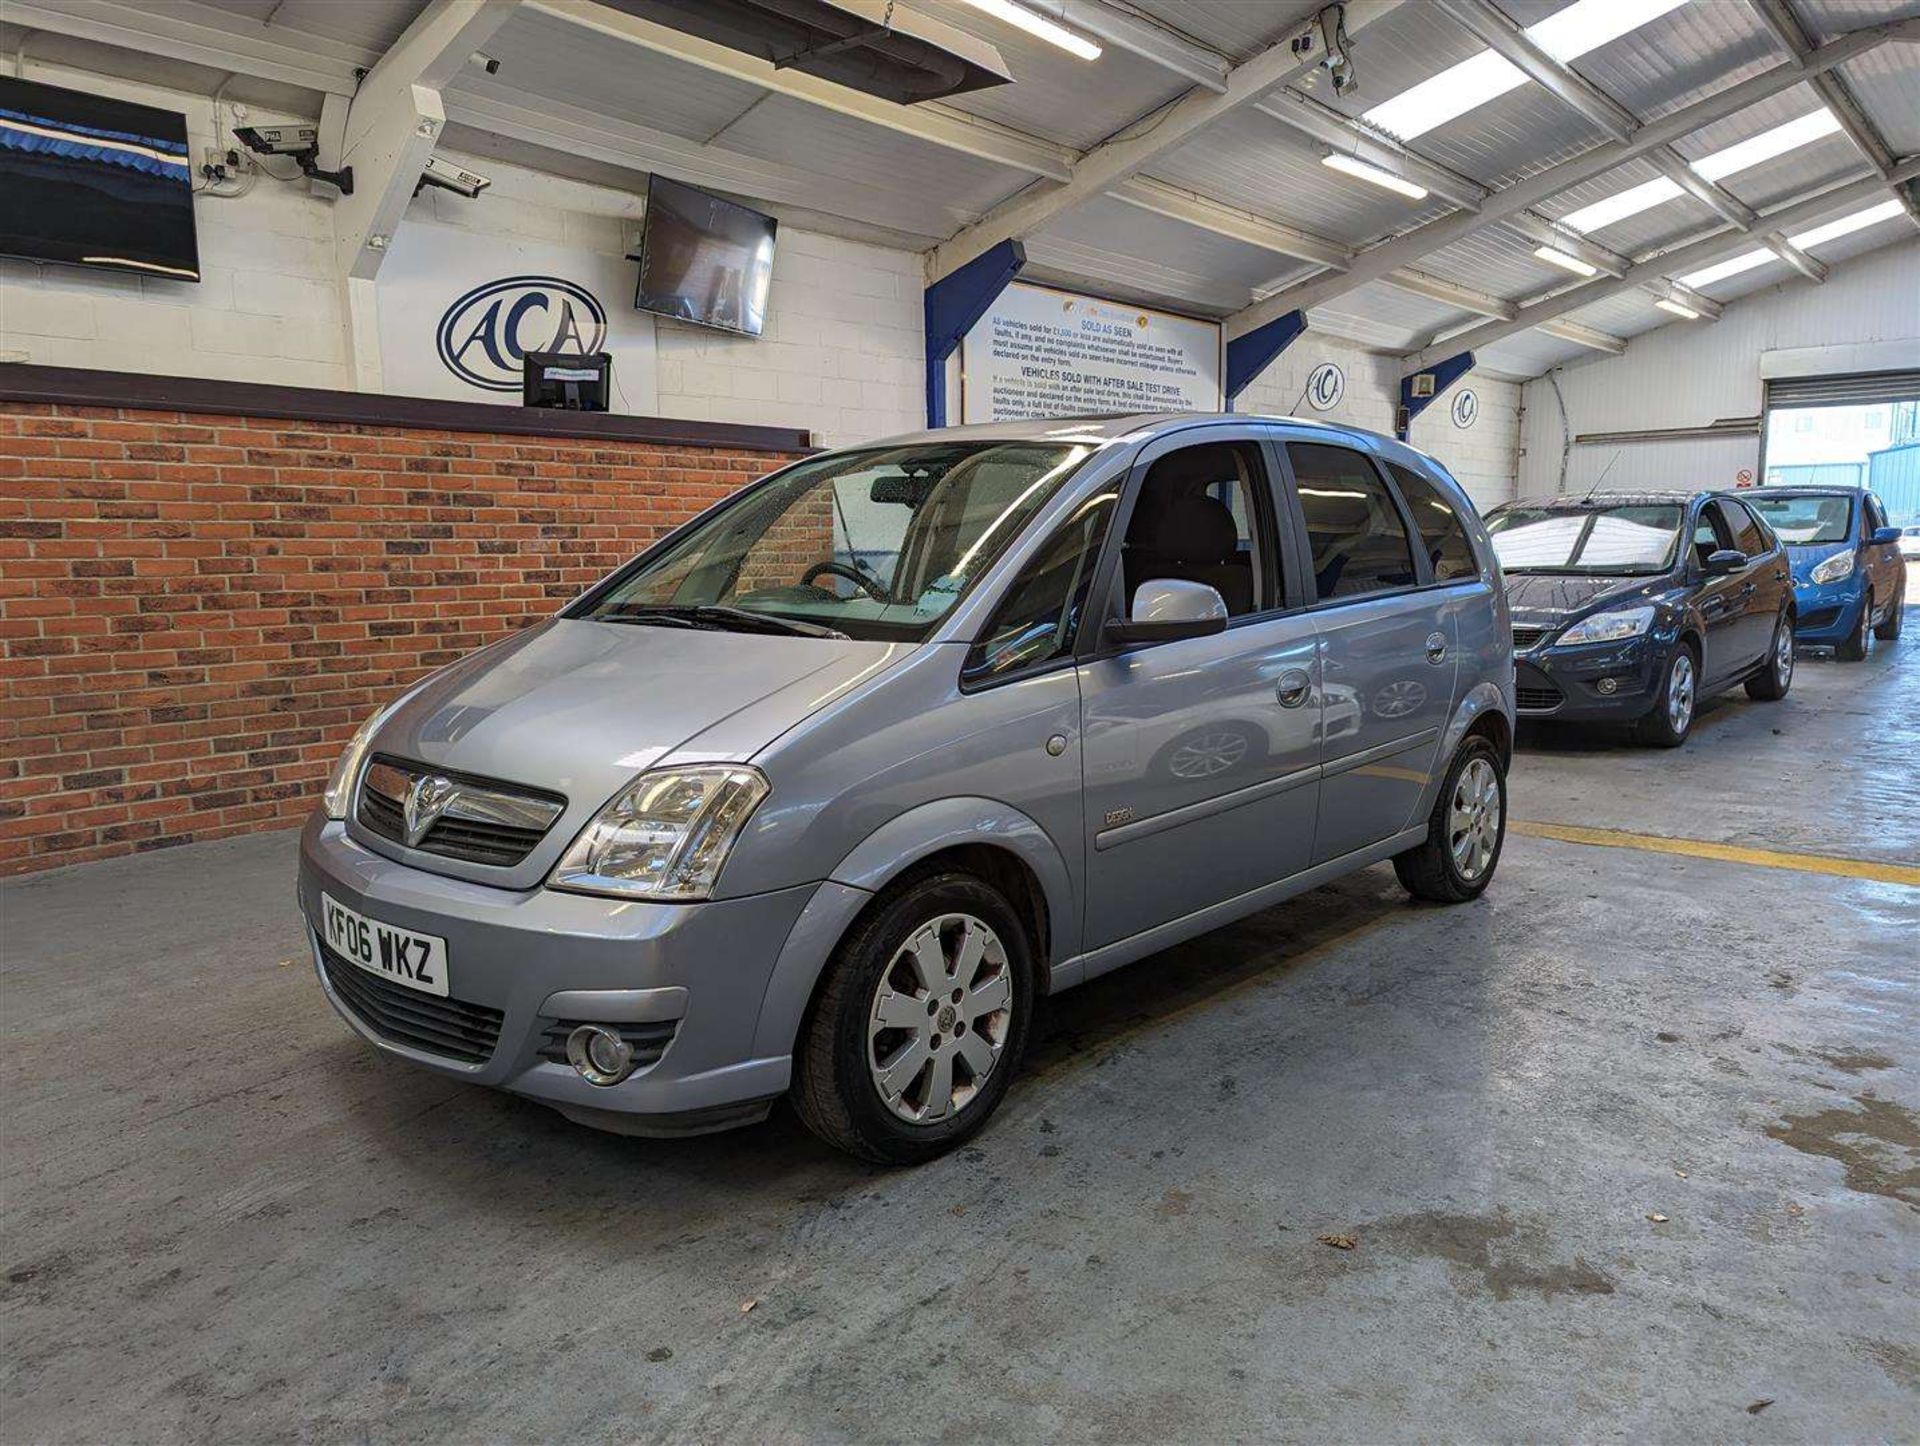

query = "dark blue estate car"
[1484, 491, 1796, 747]
[1745, 487, 1906, 660]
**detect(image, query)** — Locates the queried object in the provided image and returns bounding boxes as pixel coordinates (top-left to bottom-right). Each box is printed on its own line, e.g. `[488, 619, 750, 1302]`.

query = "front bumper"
[1512, 634, 1664, 722]
[296, 813, 820, 1130]
[1789, 577, 1866, 644]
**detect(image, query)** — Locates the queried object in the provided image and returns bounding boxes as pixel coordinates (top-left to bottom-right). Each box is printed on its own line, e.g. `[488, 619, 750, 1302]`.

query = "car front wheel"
[1873, 579, 1903, 640]
[1636, 643, 1697, 747]
[793, 871, 1034, 1165]
[1836, 596, 1870, 662]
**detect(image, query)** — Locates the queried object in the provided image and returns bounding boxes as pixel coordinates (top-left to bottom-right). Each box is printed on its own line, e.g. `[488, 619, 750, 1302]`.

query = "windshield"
[1747, 492, 1853, 545]
[1486, 503, 1683, 574]
[573, 441, 1093, 641]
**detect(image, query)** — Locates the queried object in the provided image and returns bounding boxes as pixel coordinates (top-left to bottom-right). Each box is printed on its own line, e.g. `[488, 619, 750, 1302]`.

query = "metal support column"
[923, 239, 1025, 428]
[1224, 309, 1307, 410]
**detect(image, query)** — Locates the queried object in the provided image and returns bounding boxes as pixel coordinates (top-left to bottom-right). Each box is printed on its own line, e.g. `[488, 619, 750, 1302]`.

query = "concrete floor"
[4, 620, 1916, 1442]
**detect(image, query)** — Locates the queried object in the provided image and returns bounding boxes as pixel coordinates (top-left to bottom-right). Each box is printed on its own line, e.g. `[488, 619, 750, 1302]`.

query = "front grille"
[356, 756, 565, 868]
[537, 1018, 679, 1070]
[319, 940, 504, 1064]
[1511, 625, 1552, 651]
[1514, 662, 1563, 712]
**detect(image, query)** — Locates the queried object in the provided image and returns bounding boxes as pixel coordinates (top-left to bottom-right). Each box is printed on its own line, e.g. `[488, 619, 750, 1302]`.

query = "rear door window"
[1387, 462, 1479, 582]
[1287, 443, 1418, 601]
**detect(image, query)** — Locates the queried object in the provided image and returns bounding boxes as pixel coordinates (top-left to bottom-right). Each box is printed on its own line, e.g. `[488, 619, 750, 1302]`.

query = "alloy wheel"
[1776, 618, 1796, 686]
[867, 914, 1013, 1124]
[1448, 756, 1502, 882]
[1668, 652, 1695, 734]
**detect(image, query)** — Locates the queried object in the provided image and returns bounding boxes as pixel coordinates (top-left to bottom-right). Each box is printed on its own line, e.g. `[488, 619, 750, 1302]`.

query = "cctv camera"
[416, 155, 491, 200]
[232, 123, 319, 157]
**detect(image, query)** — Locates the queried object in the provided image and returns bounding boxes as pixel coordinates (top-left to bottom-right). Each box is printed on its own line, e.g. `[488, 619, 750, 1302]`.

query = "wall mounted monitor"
[0, 75, 200, 282]
[633, 174, 776, 337]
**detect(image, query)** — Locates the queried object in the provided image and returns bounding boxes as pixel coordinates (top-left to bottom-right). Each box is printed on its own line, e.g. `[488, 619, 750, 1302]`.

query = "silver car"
[299, 414, 1514, 1163]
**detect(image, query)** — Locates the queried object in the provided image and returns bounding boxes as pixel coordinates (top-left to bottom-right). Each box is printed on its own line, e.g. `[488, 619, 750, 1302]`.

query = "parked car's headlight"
[322, 705, 391, 820]
[550, 766, 770, 901]
[1808, 550, 1855, 584]
[1556, 606, 1655, 646]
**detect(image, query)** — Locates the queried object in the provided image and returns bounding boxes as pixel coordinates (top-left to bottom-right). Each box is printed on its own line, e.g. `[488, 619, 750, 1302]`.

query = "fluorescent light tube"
[1679, 249, 1772, 288]
[1787, 199, 1905, 250]
[1654, 298, 1701, 319]
[959, 0, 1101, 60]
[1534, 245, 1600, 277]
[1321, 153, 1430, 200]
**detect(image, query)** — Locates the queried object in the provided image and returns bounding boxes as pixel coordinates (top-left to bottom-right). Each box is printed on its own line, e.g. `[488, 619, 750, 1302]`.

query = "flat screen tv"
[634, 175, 775, 337]
[0, 75, 199, 282]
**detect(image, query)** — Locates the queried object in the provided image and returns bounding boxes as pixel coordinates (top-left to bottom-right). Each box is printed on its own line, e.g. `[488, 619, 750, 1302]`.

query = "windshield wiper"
[599, 604, 848, 640]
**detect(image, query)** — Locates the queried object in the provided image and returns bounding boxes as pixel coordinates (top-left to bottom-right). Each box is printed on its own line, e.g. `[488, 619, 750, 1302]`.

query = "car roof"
[854, 410, 1409, 451]
[1747, 485, 1867, 497]
[1493, 490, 1703, 510]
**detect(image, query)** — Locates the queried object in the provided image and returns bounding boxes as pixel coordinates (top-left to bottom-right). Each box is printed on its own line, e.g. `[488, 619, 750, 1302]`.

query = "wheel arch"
[748, 797, 1076, 1058]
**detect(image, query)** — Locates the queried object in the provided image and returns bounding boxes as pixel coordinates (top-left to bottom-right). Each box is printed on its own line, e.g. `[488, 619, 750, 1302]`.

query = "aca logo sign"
[1450, 388, 1479, 429]
[1306, 362, 1345, 412]
[435, 275, 608, 392]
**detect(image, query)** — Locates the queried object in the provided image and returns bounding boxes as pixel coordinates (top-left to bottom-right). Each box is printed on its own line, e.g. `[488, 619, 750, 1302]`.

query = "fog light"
[567, 1024, 636, 1086]
[1596, 677, 1619, 695]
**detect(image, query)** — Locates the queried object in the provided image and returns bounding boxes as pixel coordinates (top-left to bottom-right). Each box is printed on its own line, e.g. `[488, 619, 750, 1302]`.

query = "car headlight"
[550, 766, 770, 901]
[1556, 605, 1655, 646]
[1808, 551, 1855, 585]
[322, 705, 392, 820]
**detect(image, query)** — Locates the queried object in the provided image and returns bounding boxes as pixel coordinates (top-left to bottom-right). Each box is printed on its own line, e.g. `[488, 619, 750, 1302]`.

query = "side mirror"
[1869, 525, 1900, 546]
[1703, 549, 1747, 575]
[1105, 579, 1228, 646]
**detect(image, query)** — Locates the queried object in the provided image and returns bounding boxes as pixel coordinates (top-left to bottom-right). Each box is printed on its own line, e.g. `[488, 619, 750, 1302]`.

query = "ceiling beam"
[1254, 88, 1487, 211]
[1024, 0, 1228, 93]
[444, 84, 973, 241]
[926, 0, 1407, 281]
[1404, 160, 1920, 371]
[1540, 319, 1628, 354]
[525, 0, 1074, 182]
[4, 0, 375, 94]
[1745, 0, 1920, 227]
[1764, 236, 1829, 282]
[1108, 178, 1353, 269]
[1226, 17, 1920, 340]
[1435, 0, 1638, 143]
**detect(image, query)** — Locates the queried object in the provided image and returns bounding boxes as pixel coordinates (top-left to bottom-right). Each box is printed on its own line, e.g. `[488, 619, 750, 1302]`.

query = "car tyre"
[1873, 580, 1903, 641]
[1635, 642, 1698, 748]
[1746, 611, 1796, 698]
[793, 870, 1034, 1165]
[1393, 734, 1506, 904]
[1835, 596, 1870, 661]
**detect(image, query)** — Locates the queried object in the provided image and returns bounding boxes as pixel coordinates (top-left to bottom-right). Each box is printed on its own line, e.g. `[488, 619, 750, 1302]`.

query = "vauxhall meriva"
[299, 414, 1515, 1163]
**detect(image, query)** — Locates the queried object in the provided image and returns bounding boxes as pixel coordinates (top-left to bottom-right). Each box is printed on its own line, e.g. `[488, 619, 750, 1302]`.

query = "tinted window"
[963, 492, 1115, 683]
[1289, 444, 1417, 600]
[1866, 493, 1889, 531]
[1716, 498, 1767, 556]
[1388, 463, 1478, 581]
[1120, 441, 1272, 618]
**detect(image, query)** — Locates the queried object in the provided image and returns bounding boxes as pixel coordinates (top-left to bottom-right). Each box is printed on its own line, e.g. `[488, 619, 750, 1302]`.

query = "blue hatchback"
[1746, 487, 1906, 660]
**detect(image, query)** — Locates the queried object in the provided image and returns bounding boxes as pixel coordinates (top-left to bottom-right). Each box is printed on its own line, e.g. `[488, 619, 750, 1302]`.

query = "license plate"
[319, 892, 450, 998]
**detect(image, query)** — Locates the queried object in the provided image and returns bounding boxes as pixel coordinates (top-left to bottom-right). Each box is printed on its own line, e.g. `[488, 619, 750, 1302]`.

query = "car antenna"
[1582, 450, 1622, 499]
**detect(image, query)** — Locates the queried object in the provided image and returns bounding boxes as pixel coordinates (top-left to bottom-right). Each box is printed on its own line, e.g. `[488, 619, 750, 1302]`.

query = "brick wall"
[0, 403, 802, 875]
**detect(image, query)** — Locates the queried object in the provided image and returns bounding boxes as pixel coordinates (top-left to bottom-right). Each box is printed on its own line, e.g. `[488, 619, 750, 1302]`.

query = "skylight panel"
[1679, 250, 1773, 288]
[1560, 177, 1686, 234]
[1561, 110, 1843, 235]
[1692, 109, 1843, 182]
[1787, 199, 1906, 250]
[1363, 0, 1692, 141]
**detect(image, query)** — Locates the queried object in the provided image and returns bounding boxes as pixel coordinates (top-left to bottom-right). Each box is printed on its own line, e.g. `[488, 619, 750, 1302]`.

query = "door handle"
[1425, 630, 1448, 665]
[1275, 668, 1312, 708]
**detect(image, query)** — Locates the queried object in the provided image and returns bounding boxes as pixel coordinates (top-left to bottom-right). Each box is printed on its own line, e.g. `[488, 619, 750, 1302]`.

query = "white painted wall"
[1234, 333, 1522, 509]
[0, 60, 925, 447]
[1517, 239, 1920, 496]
